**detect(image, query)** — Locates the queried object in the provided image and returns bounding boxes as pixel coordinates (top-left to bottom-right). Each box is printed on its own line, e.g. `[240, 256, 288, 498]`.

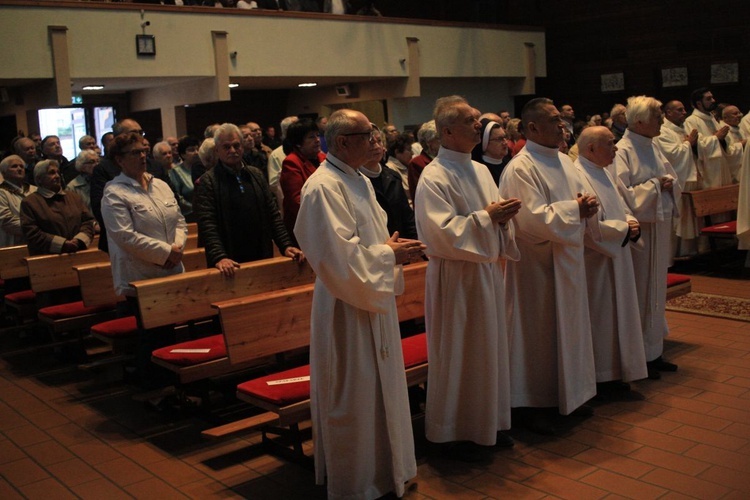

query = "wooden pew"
[683, 184, 740, 250]
[138, 257, 316, 383]
[201, 262, 428, 464]
[76, 248, 208, 308]
[0, 245, 30, 280]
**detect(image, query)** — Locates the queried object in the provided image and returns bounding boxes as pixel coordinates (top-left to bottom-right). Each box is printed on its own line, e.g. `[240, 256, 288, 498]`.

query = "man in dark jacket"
[193, 123, 303, 276]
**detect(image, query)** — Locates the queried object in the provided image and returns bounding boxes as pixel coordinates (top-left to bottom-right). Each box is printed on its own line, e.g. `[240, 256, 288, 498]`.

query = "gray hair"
[75, 149, 99, 172]
[417, 120, 437, 148]
[33, 159, 59, 185]
[279, 116, 299, 140]
[433, 95, 468, 138]
[0, 155, 24, 176]
[610, 103, 626, 119]
[78, 135, 96, 149]
[213, 123, 242, 146]
[625, 96, 662, 126]
[325, 109, 360, 154]
[204, 123, 220, 139]
[199, 138, 217, 169]
[152, 141, 171, 160]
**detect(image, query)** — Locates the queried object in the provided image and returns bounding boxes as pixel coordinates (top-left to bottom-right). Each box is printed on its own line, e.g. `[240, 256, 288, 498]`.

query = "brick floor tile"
[669, 424, 748, 451]
[646, 392, 718, 414]
[0, 476, 24, 500]
[521, 470, 607, 500]
[70, 478, 134, 500]
[640, 468, 730, 499]
[651, 382, 704, 399]
[465, 471, 546, 499]
[534, 437, 591, 457]
[516, 449, 597, 480]
[46, 457, 103, 488]
[69, 440, 123, 465]
[725, 376, 750, 389]
[147, 459, 208, 488]
[610, 399, 670, 417]
[44, 423, 95, 447]
[568, 428, 644, 455]
[0, 438, 26, 464]
[573, 447, 654, 479]
[485, 457, 541, 482]
[609, 410, 682, 434]
[580, 469, 667, 499]
[18, 477, 77, 500]
[178, 477, 239, 499]
[580, 416, 632, 436]
[0, 458, 50, 487]
[6, 424, 51, 448]
[677, 377, 748, 397]
[94, 457, 153, 487]
[683, 444, 750, 472]
[25, 439, 75, 466]
[616, 427, 695, 454]
[722, 422, 750, 439]
[696, 391, 750, 412]
[658, 408, 731, 432]
[698, 465, 750, 494]
[24, 409, 70, 430]
[124, 477, 187, 499]
[0, 406, 28, 431]
[116, 442, 171, 465]
[628, 446, 710, 476]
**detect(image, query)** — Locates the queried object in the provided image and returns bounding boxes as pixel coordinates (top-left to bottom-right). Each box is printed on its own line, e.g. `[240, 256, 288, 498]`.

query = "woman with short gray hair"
[0, 154, 37, 247]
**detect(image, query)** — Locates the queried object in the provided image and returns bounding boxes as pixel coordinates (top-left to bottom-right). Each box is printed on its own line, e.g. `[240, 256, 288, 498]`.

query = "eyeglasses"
[122, 148, 149, 158]
[342, 130, 376, 142]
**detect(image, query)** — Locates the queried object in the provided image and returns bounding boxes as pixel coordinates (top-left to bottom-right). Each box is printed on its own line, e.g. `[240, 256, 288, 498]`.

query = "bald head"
[722, 105, 742, 126]
[663, 100, 688, 127]
[578, 126, 617, 168]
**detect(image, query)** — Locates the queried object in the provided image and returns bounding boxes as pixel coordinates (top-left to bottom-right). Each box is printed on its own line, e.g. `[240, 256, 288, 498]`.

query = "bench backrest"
[75, 248, 208, 307]
[25, 248, 109, 293]
[132, 256, 316, 329]
[0, 245, 29, 280]
[217, 261, 428, 366]
[685, 184, 739, 217]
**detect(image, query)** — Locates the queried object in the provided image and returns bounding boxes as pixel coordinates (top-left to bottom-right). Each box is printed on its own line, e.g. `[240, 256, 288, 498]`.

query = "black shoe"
[648, 356, 678, 372]
[596, 381, 643, 401]
[495, 431, 514, 448]
[647, 366, 662, 380]
[569, 404, 594, 418]
[439, 441, 492, 463]
[515, 408, 559, 435]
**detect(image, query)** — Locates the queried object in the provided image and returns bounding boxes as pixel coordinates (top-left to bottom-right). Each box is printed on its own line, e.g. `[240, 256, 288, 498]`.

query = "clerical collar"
[693, 109, 715, 121]
[525, 139, 561, 158]
[436, 146, 471, 162]
[663, 120, 685, 134]
[482, 154, 504, 165]
[577, 155, 606, 172]
[360, 164, 382, 178]
[326, 153, 360, 176]
[622, 128, 653, 146]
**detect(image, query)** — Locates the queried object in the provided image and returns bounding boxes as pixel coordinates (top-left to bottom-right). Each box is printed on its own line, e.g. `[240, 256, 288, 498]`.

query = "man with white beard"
[610, 95, 681, 380]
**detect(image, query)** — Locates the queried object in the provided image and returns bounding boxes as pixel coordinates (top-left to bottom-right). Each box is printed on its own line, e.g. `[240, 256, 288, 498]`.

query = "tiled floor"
[1, 273, 749, 499]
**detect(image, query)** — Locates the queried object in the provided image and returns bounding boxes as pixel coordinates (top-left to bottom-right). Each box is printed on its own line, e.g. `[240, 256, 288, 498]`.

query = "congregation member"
[267, 115, 299, 213]
[315, 116, 329, 153]
[101, 131, 187, 387]
[559, 103, 576, 146]
[415, 96, 521, 460]
[385, 133, 414, 203]
[684, 88, 737, 189]
[194, 123, 303, 277]
[171, 137, 198, 221]
[239, 124, 267, 172]
[610, 95, 681, 380]
[66, 150, 100, 231]
[20, 160, 95, 256]
[360, 126, 417, 239]
[506, 118, 526, 156]
[279, 119, 325, 237]
[470, 118, 510, 185]
[610, 103, 628, 142]
[13, 137, 38, 185]
[499, 97, 599, 434]
[294, 109, 423, 500]
[0, 155, 36, 247]
[720, 105, 746, 182]
[165, 136, 181, 165]
[382, 123, 399, 146]
[78, 135, 97, 151]
[574, 127, 648, 397]
[41, 135, 76, 185]
[407, 120, 438, 202]
[655, 100, 703, 256]
[195, 138, 217, 182]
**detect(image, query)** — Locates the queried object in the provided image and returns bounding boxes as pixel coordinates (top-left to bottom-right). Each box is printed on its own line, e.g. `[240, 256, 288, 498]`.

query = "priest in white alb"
[499, 97, 600, 435]
[414, 96, 521, 461]
[610, 95, 681, 380]
[654, 100, 705, 256]
[575, 126, 648, 396]
[294, 109, 424, 500]
[720, 105, 746, 183]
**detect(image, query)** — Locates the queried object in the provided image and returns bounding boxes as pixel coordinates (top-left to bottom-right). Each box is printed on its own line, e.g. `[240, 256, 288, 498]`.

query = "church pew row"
[666, 273, 691, 301]
[683, 184, 740, 250]
[199, 262, 428, 467]
[139, 257, 316, 384]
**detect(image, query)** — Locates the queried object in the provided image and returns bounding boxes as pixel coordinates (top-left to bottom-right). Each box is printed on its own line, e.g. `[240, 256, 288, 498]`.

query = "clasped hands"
[577, 192, 599, 219]
[485, 198, 522, 225]
[386, 232, 426, 265]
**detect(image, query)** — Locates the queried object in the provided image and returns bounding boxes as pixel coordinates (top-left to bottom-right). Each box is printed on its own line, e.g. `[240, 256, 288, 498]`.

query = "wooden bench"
[201, 262, 428, 465]
[139, 257, 316, 384]
[666, 273, 692, 301]
[684, 184, 739, 250]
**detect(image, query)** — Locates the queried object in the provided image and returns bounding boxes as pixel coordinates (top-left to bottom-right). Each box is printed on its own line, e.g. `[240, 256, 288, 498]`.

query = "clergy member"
[654, 100, 704, 256]
[294, 109, 424, 500]
[720, 105, 746, 182]
[610, 95, 681, 380]
[684, 88, 737, 189]
[575, 126, 648, 397]
[499, 97, 600, 435]
[414, 96, 521, 461]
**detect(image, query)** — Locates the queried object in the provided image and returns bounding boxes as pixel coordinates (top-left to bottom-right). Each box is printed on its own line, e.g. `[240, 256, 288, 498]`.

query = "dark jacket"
[365, 167, 417, 240]
[194, 161, 293, 267]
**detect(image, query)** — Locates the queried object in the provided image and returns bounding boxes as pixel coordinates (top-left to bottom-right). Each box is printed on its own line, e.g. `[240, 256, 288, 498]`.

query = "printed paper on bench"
[267, 376, 310, 385]
[170, 348, 211, 353]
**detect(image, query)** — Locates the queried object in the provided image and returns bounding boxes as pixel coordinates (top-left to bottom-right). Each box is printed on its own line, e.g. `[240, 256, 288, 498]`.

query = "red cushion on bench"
[237, 365, 311, 406]
[91, 316, 138, 339]
[38, 301, 114, 319]
[5, 289, 36, 304]
[666, 274, 691, 287]
[701, 221, 736, 234]
[401, 333, 428, 368]
[151, 334, 226, 366]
